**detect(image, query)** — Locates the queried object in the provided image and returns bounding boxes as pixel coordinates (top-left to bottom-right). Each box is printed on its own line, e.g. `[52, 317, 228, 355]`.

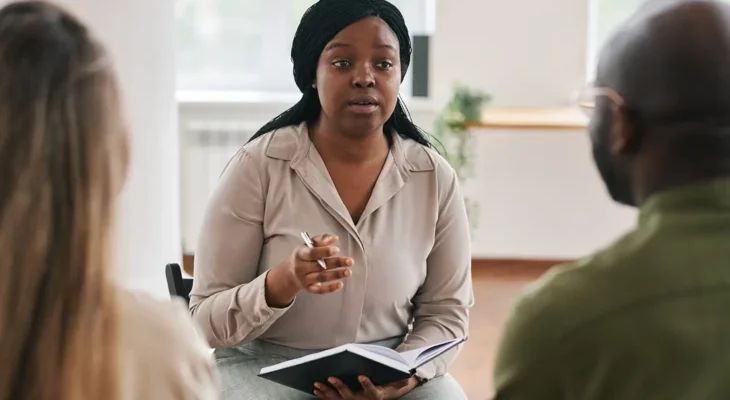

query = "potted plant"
[431, 83, 491, 232]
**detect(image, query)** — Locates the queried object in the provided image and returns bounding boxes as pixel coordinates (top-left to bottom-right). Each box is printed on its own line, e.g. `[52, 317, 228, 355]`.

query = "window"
[587, 0, 730, 79]
[175, 0, 435, 99]
[587, 0, 645, 80]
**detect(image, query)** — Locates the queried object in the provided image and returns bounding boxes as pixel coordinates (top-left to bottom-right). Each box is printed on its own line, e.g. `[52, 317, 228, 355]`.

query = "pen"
[300, 231, 327, 270]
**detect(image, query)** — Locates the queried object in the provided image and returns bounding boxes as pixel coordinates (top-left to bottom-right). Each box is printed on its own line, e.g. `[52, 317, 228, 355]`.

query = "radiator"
[180, 121, 260, 254]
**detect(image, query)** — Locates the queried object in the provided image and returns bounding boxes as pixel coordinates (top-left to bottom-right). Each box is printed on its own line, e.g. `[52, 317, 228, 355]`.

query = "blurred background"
[22, 0, 692, 396]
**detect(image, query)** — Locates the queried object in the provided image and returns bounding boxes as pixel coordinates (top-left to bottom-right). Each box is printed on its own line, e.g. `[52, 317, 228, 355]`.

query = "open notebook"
[258, 337, 466, 394]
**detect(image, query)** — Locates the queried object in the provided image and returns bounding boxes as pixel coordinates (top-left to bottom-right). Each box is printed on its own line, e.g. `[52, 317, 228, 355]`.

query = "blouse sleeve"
[188, 148, 294, 348]
[396, 164, 474, 380]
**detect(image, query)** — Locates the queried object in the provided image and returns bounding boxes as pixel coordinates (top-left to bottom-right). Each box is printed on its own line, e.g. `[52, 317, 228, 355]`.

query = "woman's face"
[314, 17, 401, 138]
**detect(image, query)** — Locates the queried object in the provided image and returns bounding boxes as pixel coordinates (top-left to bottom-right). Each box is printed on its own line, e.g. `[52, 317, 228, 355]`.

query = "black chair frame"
[165, 263, 193, 306]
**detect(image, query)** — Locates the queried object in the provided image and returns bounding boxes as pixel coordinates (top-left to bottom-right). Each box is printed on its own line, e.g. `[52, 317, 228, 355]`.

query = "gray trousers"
[214, 337, 468, 400]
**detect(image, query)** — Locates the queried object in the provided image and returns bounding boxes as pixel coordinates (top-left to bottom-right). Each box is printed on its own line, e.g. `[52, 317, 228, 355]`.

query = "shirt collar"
[264, 122, 435, 174]
[639, 177, 730, 225]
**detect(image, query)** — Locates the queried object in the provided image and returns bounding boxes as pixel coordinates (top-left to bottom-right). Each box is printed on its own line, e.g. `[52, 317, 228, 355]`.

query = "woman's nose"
[352, 65, 375, 88]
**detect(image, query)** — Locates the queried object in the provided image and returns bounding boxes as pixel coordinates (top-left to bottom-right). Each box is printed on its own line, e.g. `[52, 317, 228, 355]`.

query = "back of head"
[0, 1, 128, 399]
[598, 0, 730, 119]
[248, 0, 431, 147]
[590, 0, 730, 205]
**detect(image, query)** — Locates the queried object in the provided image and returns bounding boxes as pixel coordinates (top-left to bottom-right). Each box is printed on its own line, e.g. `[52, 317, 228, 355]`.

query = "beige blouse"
[189, 122, 474, 380]
[121, 291, 218, 400]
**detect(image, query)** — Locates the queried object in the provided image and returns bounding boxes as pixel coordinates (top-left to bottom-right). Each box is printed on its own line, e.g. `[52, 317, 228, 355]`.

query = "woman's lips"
[346, 95, 379, 114]
[347, 102, 379, 113]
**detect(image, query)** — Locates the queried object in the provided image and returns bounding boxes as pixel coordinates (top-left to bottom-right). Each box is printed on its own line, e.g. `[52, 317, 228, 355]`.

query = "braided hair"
[247, 0, 432, 148]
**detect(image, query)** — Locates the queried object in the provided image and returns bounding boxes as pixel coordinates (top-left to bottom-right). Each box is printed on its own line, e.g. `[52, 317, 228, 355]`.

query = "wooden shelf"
[468, 106, 589, 130]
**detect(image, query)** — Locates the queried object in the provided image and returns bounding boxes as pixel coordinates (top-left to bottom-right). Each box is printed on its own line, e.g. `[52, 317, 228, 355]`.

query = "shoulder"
[119, 290, 218, 400]
[239, 123, 303, 161]
[399, 135, 458, 183]
[219, 124, 303, 186]
[503, 230, 645, 350]
[495, 230, 646, 390]
[428, 147, 458, 183]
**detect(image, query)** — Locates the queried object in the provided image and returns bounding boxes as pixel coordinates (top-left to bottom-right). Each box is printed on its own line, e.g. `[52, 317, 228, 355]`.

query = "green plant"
[432, 83, 491, 232]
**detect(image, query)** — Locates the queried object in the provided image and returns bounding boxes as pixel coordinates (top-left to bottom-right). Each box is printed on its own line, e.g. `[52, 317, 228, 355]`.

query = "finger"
[358, 376, 382, 398]
[308, 281, 344, 294]
[304, 267, 352, 286]
[391, 377, 418, 397]
[314, 389, 337, 400]
[314, 382, 338, 399]
[311, 234, 338, 247]
[395, 385, 411, 397]
[293, 255, 340, 276]
[389, 378, 410, 389]
[325, 256, 354, 269]
[328, 377, 354, 397]
[297, 244, 340, 262]
[296, 259, 330, 276]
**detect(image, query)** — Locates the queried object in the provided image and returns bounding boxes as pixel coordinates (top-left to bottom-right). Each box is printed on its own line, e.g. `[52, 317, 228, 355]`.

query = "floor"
[448, 266, 545, 400]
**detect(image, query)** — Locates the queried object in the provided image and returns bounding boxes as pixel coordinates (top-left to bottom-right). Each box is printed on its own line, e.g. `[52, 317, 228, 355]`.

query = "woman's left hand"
[314, 376, 418, 400]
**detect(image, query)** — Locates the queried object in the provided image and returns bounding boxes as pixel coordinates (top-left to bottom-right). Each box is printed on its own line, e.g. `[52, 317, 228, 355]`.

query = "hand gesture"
[288, 234, 353, 294]
[314, 376, 418, 400]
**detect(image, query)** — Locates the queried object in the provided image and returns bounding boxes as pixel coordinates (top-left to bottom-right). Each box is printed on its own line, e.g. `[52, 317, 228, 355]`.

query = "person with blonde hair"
[0, 1, 217, 399]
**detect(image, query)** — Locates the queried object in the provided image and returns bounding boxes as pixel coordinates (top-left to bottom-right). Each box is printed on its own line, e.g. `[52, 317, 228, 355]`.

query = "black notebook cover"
[258, 349, 413, 395]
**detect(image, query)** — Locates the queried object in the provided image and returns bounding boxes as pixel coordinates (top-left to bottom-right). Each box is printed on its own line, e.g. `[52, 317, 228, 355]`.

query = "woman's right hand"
[265, 234, 353, 308]
[288, 234, 353, 294]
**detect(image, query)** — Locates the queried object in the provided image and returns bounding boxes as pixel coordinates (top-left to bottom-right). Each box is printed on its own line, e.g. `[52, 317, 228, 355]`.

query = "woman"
[190, 1, 473, 399]
[0, 2, 217, 399]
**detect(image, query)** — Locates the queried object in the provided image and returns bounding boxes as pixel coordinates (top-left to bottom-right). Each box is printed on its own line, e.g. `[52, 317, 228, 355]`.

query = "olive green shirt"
[494, 178, 730, 400]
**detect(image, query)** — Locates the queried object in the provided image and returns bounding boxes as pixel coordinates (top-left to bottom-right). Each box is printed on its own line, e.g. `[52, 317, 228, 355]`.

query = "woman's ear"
[312, 80, 317, 89]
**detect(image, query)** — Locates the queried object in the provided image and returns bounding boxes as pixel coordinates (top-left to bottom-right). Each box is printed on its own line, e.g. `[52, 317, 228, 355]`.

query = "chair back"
[165, 263, 193, 306]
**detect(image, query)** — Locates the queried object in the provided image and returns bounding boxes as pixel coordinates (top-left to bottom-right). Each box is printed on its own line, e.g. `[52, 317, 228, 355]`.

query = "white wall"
[58, 0, 181, 296]
[178, 0, 638, 261]
[425, 0, 637, 259]
[431, 0, 590, 107]
[465, 131, 636, 259]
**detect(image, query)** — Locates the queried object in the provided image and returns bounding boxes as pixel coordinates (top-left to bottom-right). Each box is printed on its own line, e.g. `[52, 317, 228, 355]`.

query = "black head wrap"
[248, 0, 431, 147]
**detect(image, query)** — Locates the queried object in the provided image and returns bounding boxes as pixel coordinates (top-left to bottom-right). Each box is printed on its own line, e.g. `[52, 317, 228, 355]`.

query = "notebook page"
[347, 345, 411, 373]
[399, 338, 465, 367]
[353, 344, 407, 364]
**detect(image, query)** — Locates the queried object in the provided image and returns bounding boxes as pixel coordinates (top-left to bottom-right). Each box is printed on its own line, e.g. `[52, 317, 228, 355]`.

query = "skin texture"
[265, 17, 419, 399]
[314, 376, 418, 400]
[310, 17, 402, 225]
[264, 234, 354, 308]
[313, 16, 402, 140]
[590, 0, 730, 206]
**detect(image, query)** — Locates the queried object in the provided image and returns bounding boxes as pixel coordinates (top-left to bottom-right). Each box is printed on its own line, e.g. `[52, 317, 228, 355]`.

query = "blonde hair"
[0, 1, 129, 399]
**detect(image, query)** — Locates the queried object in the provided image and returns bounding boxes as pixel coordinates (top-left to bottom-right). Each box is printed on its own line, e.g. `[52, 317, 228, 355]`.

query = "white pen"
[300, 231, 327, 269]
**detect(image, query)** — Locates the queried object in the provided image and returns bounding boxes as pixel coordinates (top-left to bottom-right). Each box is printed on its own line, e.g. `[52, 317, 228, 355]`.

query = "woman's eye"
[333, 60, 351, 68]
[377, 61, 393, 70]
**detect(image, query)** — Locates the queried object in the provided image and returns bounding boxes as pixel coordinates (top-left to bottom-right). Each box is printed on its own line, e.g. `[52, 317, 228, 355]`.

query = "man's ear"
[609, 104, 640, 155]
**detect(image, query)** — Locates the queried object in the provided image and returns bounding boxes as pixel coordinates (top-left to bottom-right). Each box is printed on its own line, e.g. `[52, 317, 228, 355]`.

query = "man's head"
[590, 0, 730, 206]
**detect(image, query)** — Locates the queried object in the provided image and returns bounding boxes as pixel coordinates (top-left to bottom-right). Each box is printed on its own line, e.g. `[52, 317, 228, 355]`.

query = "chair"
[165, 263, 193, 306]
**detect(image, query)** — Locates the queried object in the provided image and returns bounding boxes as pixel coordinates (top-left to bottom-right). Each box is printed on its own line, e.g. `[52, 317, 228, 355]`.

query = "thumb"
[358, 376, 382, 398]
[390, 379, 409, 389]
[312, 234, 338, 247]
